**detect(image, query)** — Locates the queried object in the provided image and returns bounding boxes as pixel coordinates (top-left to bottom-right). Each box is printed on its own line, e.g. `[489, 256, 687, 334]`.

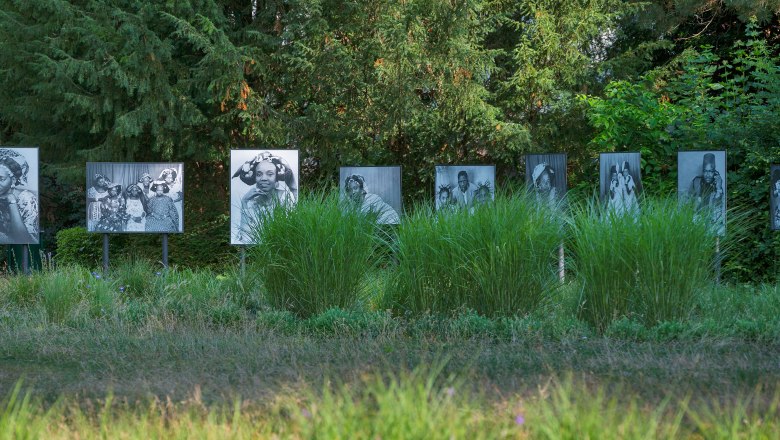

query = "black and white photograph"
[434, 165, 495, 211]
[600, 152, 642, 217]
[772, 165, 780, 231]
[86, 162, 184, 234]
[678, 151, 727, 236]
[340, 166, 402, 224]
[0, 147, 39, 244]
[230, 150, 299, 245]
[525, 154, 567, 209]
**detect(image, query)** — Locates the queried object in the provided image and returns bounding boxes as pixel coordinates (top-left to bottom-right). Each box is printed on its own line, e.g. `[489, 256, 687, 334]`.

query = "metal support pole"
[21, 244, 29, 275]
[162, 233, 169, 269]
[715, 236, 721, 285]
[240, 246, 246, 277]
[102, 234, 109, 276]
[558, 243, 565, 283]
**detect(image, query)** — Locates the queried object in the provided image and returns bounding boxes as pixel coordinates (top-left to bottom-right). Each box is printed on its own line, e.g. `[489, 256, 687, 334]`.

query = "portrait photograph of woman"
[0, 147, 39, 244]
[85, 162, 184, 234]
[230, 150, 299, 245]
[339, 166, 401, 225]
[525, 153, 567, 210]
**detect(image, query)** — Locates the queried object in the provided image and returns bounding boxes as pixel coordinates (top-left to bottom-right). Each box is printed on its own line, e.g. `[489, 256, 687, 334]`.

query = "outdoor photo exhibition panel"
[678, 151, 727, 236]
[0, 147, 39, 245]
[525, 153, 567, 208]
[599, 152, 642, 216]
[340, 166, 402, 224]
[434, 165, 495, 211]
[230, 150, 299, 245]
[86, 162, 184, 234]
[772, 164, 780, 231]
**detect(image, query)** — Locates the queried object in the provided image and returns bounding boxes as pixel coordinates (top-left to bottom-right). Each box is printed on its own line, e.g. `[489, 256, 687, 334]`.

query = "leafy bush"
[387, 191, 564, 317]
[581, 26, 780, 283]
[248, 191, 381, 318]
[54, 227, 102, 268]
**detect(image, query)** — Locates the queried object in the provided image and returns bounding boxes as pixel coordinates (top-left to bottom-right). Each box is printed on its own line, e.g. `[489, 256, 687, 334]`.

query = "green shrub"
[387, 191, 564, 317]
[54, 227, 102, 268]
[249, 191, 380, 318]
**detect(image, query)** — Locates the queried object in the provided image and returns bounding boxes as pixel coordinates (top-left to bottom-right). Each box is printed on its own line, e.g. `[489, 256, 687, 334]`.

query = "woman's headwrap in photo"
[150, 180, 170, 193]
[126, 183, 142, 197]
[232, 151, 293, 186]
[138, 173, 152, 183]
[0, 149, 29, 187]
[93, 173, 110, 187]
[344, 174, 367, 193]
[438, 184, 453, 196]
[108, 182, 122, 191]
[159, 168, 178, 181]
[532, 162, 553, 186]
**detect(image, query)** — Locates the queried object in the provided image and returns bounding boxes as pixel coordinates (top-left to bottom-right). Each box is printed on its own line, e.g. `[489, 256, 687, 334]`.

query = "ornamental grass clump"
[633, 198, 715, 325]
[387, 192, 564, 317]
[249, 191, 380, 317]
[570, 197, 716, 332]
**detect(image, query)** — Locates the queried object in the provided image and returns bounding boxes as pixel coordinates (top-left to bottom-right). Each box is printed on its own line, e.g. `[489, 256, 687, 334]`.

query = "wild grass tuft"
[3, 369, 780, 438]
[570, 197, 716, 332]
[249, 191, 381, 317]
[387, 191, 564, 317]
[110, 257, 160, 300]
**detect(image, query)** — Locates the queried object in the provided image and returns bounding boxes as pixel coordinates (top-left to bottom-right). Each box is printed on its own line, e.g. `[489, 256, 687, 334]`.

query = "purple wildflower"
[446, 387, 455, 397]
[515, 414, 525, 426]
[301, 408, 312, 419]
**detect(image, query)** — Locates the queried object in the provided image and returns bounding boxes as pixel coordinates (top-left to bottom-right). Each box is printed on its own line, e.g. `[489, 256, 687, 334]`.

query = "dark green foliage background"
[1, 0, 779, 280]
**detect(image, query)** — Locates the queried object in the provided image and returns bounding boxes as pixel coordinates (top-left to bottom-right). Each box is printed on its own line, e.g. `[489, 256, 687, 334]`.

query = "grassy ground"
[2, 265, 780, 437]
[2, 318, 780, 438]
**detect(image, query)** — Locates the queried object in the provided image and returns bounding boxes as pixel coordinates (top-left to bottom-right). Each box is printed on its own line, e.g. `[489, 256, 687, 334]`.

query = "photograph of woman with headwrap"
[230, 150, 299, 244]
[145, 181, 179, 232]
[86, 162, 184, 233]
[771, 166, 780, 231]
[138, 173, 154, 199]
[159, 167, 183, 226]
[526, 154, 567, 213]
[340, 166, 402, 224]
[0, 147, 39, 244]
[124, 184, 147, 232]
[94, 182, 127, 232]
[87, 173, 111, 230]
